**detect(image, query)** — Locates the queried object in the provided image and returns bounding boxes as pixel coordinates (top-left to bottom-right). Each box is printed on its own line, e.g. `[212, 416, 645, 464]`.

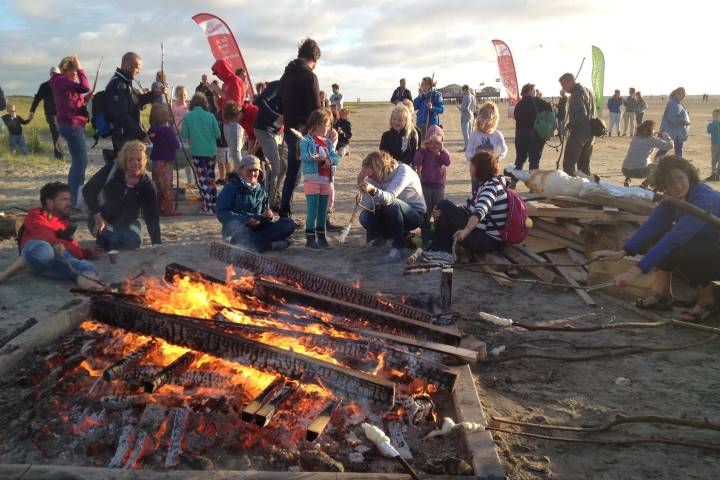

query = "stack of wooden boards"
[458, 191, 658, 306]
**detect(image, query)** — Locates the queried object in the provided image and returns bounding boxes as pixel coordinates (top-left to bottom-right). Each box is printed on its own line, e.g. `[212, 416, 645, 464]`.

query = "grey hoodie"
[365, 163, 427, 213]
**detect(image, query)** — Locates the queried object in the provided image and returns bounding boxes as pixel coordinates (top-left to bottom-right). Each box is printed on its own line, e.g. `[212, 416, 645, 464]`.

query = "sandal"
[679, 303, 717, 323]
[635, 292, 674, 311]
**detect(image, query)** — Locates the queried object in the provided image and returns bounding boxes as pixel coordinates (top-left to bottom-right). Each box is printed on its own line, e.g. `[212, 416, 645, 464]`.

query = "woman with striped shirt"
[427, 151, 507, 259]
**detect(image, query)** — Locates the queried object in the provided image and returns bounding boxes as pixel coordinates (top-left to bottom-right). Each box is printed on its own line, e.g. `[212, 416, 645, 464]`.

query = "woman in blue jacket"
[413, 76, 444, 140]
[658, 87, 690, 157]
[595, 155, 720, 322]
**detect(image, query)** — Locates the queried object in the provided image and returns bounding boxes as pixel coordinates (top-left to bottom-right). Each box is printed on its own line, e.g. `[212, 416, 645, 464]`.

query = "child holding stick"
[148, 104, 181, 216]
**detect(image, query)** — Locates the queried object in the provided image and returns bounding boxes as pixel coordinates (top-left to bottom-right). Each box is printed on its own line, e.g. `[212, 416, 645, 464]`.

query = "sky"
[0, 0, 715, 101]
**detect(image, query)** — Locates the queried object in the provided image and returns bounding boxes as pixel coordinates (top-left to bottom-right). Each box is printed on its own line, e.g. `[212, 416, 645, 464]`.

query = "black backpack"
[90, 91, 114, 146]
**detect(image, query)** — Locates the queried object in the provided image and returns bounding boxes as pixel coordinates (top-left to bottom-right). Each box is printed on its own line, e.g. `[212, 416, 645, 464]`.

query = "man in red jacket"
[0, 182, 102, 288]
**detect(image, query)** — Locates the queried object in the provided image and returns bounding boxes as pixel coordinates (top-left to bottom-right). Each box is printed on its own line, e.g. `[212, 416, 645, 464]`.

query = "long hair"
[670, 87, 686, 101]
[306, 108, 333, 135]
[173, 85, 187, 105]
[650, 155, 699, 191]
[474, 102, 499, 134]
[115, 140, 148, 174]
[390, 105, 418, 150]
[149, 103, 169, 126]
[362, 151, 397, 182]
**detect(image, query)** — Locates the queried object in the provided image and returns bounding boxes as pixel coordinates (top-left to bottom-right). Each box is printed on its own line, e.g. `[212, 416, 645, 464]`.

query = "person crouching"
[217, 155, 295, 252]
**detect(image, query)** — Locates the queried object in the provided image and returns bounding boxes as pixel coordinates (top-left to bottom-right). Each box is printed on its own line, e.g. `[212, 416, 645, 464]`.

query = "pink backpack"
[491, 181, 530, 244]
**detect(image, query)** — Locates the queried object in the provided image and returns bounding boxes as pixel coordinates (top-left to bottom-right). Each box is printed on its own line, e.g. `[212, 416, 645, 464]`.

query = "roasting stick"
[361, 423, 420, 480]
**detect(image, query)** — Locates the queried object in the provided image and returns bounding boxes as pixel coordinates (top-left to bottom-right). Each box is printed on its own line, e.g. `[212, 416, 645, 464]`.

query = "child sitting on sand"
[465, 101, 508, 195]
[413, 125, 451, 248]
[300, 109, 340, 250]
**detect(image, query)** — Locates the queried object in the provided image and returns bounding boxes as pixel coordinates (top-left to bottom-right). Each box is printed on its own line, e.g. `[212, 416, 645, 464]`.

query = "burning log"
[144, 352, 197, 393]
[108, 425, 136, 468]
[241, 377, 284, 422]
[123, 431, 150, 468]
[253, 279, 462, 346]
[90, 298, 396, 408]
[209, 242, 432, 322]
[123, 366, 233, 390]
[103, 339, 158, 381]
[400, 395, 435, 425]
[164, 408, 189, 468]
[306, 399, 341, 442]
[254, 381, 299, 427]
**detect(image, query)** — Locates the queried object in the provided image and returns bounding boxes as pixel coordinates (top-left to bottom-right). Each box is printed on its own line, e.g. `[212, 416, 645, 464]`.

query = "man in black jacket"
[513, 83, 552, 170]
[277, 38, 321, 219]
[105, 52, 162, 155]
[390, 79, 413, 105]
[29, 67, 64, 159]
[0, 85, 6, 111]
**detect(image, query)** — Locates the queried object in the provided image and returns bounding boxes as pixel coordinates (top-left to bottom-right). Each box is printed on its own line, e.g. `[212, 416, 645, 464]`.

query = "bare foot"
[0, 257, 28, 284]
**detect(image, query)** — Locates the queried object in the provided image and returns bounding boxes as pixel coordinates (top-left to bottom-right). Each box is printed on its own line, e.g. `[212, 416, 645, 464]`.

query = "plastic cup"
[108, 250, 119, 264]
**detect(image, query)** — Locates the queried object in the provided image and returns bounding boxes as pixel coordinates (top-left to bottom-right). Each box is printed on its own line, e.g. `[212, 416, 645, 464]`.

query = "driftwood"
[490, 413, 720, 433]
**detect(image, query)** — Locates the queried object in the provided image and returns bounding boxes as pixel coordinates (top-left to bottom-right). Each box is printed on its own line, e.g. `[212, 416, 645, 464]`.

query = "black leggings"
[640, 233, 720, 288]
[430, 200, 503, 254]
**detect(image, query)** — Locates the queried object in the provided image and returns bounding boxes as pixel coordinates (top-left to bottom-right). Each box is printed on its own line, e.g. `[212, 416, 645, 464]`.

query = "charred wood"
[103, 340, 158, 381]
[143, 352, 197, 393]
[254, 381, 298, 427]
[306, 399, 341, 442]
[241, 377, 284, 422]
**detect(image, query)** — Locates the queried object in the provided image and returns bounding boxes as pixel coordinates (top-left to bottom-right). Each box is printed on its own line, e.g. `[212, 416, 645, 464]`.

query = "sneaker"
[198, 208, 215, 216]
[383, 248, 405, 262]
[422, 250, 455, 264]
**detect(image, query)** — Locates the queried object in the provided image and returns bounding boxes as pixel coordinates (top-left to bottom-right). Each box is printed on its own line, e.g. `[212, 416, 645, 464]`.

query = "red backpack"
[490, 180, 531, 244]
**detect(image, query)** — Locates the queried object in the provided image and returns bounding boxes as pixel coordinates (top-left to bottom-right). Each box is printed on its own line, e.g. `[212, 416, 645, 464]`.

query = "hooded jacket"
[216, 173, 269, 225]
[49, 70, 90, 126]
[19, 208, 91, 260]
[278, 59, 320, 130]
[413, 89, 445, 128]
[211, 59, 246, 114]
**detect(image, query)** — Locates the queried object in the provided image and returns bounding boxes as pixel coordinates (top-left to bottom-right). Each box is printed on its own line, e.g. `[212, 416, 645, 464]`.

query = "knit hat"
[424, 124, 444, 143]
[239, 155, 261, 170]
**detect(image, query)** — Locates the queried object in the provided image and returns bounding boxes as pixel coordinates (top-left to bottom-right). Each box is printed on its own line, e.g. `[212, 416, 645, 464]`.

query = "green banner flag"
[591, 46, 605, 116]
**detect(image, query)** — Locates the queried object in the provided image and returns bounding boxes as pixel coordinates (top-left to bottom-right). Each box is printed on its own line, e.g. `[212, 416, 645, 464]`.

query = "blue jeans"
[460, 114, 473, 149]
[279, 131, 301, 217]
[58, 124, 89, 206]
[9, 134, 29, 155]
[22, 240, 96, 282]
[514, 127, 545, 170]
[95, 221, 143, 251]
[359, 199, 423, 249]
[222, 217, 295, 252]
[657, 136, 685, 159]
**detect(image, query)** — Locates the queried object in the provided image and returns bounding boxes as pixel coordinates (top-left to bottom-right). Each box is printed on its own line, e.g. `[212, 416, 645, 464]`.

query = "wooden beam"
[544, 251, 596, 307]
[501, 246, 557, 284]
[528, 205, 647, 223]
[210, 241, 432, 323]
[528, 228, 585, 253]
[531, 218, 586, 245]
[89, 298, 396, 409]
[253, 279, 462, 346]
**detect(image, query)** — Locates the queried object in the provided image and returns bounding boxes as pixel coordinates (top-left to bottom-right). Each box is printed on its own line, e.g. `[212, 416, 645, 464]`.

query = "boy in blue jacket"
[413, 76, 444, 140]
[217, 155, 295, 252]
[706, 109, 720, 181]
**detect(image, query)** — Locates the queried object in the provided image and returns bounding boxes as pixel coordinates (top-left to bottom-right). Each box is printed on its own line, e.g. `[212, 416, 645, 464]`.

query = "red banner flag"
[491, 39, 519, 116]
[192, 13, 254, 100]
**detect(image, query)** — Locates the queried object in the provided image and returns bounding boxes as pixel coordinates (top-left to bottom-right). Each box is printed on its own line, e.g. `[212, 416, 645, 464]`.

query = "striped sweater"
[464, 176, 508, 239]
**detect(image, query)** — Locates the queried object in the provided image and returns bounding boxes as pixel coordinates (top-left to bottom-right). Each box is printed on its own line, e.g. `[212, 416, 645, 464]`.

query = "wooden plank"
[581, 191, 656, 215]
[532, 218, 586, 244]
[520, 235, 565, 254]
[501, 246, 557, 283]
[514, 244, 552, 263]
[544, 251, 596, 307]
[451, 365, 505, 480]
[528, 205, 647, 223]
[529, 228, 585, 253]
[561, 221, 585, 236]
[565, 248, 590, 272]
[560, 249, 588, 284]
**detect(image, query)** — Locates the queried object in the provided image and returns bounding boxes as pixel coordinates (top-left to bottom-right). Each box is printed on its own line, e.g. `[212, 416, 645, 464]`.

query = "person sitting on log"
[0, 182, 102, 288]
[595, 155, 720, 322]
[357, 150, 426, 262]
[423, 150, 508, 264]
[82, 140, 161, 251]
[217, 155, 295, 252]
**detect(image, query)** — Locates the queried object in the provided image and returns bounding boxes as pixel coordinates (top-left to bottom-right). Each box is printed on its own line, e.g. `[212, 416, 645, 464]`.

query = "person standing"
[513, 83, 552, 170]
[278, 38, 322, 219]
[635, 91, 648, 125]
[105, 52, 161, 155]
[195, 74, 217, 115]
[29, 67, 64, 159]
[622, 87, 638, 136]
[390, 78, 413, 105]
[50, 54, 92, 207]
[659, 87, 690, 157]
[253, 80, 285, 210]
[2, 105, 31, 155]
[413, 76, 444, 140]
[706, 109, 720, 181]
[558, 73, 595, 176]
[606, 89, 622, 137]
[458, 85, 476, 151]
[330, 83, 344, 109]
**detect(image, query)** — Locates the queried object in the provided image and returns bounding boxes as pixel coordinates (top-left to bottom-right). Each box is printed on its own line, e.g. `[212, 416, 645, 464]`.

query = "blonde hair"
[307, 108, 334, 134]
[58, 56, 79, 72]
[339, 107, 351, 118]
[173, 85, 187, 104]
[362, 151, 397, 182]
[400, 99, 416, 123]
[116, 140, 148, 173]
[670, 87, 686, 100]
[475, 102, 499, 134]
[390, 105, 419, 149]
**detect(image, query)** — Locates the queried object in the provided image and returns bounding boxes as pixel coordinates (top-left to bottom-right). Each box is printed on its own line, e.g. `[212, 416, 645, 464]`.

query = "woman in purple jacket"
[50, 54, 92, 208]
[595, 155, 720, 322]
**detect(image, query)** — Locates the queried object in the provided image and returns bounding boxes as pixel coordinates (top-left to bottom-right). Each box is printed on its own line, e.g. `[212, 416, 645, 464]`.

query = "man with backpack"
[104, 52, 163, 157]
[559, 72, 595, 176]
[513, 83, 553, 171]
[29, 67, 64, 159]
